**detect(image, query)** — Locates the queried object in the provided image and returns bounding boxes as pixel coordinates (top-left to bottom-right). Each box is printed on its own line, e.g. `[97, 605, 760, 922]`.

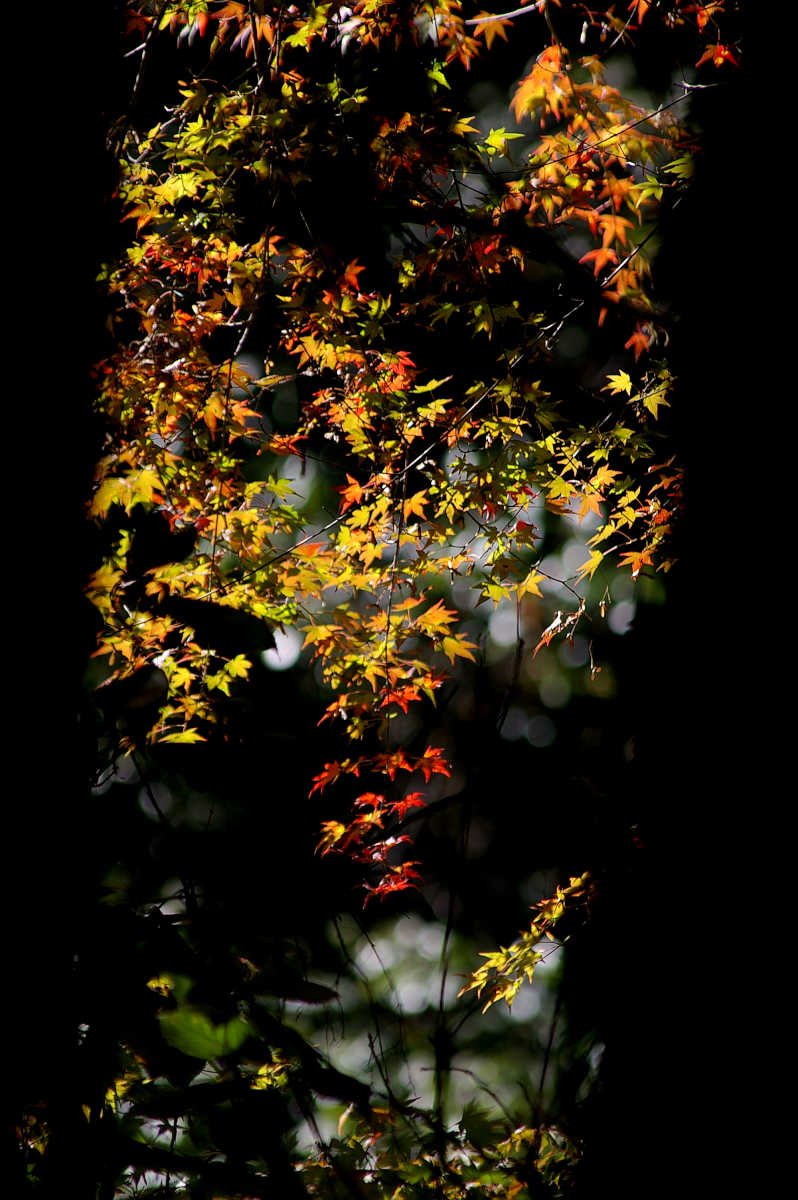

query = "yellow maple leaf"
[441, 636, 478, 665]
[547, 476, 576, 503]
[575, 549, 604, 581]
[130, 468, 163, 508]
[90, 476, 130, 517]
[642, 387, 670, 418]
[417, 598, 457, 635]
[472, 12, 513, 51]
[603, 370, 633, 396]
[451, 114, 479, 137]
[518, 570, 544, 598]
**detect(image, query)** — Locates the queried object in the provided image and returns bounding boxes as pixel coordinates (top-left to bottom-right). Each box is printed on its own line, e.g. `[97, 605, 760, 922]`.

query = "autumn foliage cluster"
[24, 0, 741, 1194]
[91, 0, 736, 895]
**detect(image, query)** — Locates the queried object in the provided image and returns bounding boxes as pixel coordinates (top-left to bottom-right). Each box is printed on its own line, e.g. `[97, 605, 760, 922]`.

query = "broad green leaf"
[158, 1008, 254, 1059]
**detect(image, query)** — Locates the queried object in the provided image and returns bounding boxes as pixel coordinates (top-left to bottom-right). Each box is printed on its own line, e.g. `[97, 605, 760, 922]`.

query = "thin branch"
[246, 1, 269, 93]
[464, 2, 545, 25]
[382, 457, 408, 738]
[129, 2, 168, 116]
[538, 979, 563, 1104]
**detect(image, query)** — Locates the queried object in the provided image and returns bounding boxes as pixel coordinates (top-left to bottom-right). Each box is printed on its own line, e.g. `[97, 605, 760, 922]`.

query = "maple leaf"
[451, 115, 479, 137]
[379, 683, 421, 713]
[126, 469, 163, 510]
[603, 370, 633, 396]
[417, 599, 457, 635]
[90, 476, 129, 518]
[309, 758, 360, 796]
[354, 792, 385, 810]
[696, 42, 739, 68]
[159, 729, 207, 744]
[352, 809, 385, 832]
[373, 750, 412, 781]
[577, 491, 603, 523]
[389, 792, 426, 820]
[691, 3, 724, 33]
[479, 582, 510, 608]
[598, 214, 634, 248]
[338, 474, 365, 513]
[547, 477, 576, 505]
[624, 325, 651, 362]
[363, 863, 422, 904]
[511, 46, 564, 123]
[575, 549, 604, 582]
[415, 746, 451, 782]
[316, 820, 347, 854]
[591, 465, 622, 490]
[518, 570, 544, 598]
[403, 491, 428, 522]
[618, 548, 654, 579]
[341, 259, 366, 290]
[266, 433, 307, 456]
[471, 12, 513, 51]
[441, 635, 478, 665]
[642, 387, 670, 419]
[580, 246, 618, 277]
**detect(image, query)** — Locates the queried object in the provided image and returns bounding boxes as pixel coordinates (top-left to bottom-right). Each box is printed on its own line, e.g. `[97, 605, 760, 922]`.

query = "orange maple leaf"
[338, 473, 365, 513]
[379, 684, 421, 713]
[580, 246, 618, 277]
[696, 42, 739, 68]
[403, 491, 428, 522]
[618, 548, 653, 579]
[416, 746, 451, 782]
[342, 259, 366, 290]
[309, 758, 360, 796]
[373, 750, 412, 781]
[471, 12, 513, 51]
[624, 324, 651, 362]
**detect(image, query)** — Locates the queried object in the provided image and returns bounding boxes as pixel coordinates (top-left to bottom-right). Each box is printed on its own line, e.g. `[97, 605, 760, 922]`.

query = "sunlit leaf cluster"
[66, 3, 742, 1193]
[92, 0, 739, 899]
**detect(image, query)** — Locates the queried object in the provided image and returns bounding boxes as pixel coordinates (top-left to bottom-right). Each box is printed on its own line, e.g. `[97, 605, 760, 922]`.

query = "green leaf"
[460, 1100, 504, 1149]
[427, 63, 450, 90]
[483, 127, 523, 156]
[663, 155, 694, 179]
[158, 729, 207, 744]
[159, 1008, 254, 1059]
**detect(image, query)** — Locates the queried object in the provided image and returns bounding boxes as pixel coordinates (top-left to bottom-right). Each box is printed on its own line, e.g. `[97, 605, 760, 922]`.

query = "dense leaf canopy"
[16, 2, 742, 1196]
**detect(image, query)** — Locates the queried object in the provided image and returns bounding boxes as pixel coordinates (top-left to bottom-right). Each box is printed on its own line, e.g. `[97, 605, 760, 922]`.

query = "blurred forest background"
[8, 4, 768, 1198]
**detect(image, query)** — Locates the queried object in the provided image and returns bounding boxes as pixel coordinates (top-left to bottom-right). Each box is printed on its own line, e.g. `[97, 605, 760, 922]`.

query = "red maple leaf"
[363, 862, 422, 905]
[354, 792, 385, 810]
[415, 746, 451, 782]
[341, 259, 366, 290]
[389, 792, 426, 820]
[696, 42, 739, 68]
